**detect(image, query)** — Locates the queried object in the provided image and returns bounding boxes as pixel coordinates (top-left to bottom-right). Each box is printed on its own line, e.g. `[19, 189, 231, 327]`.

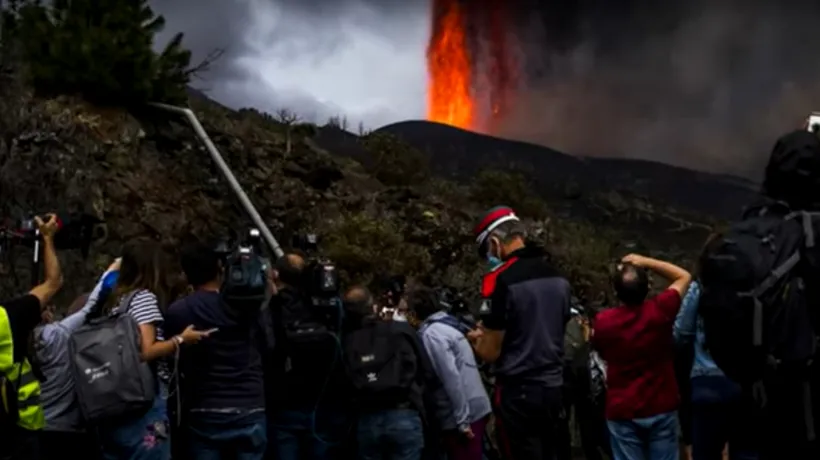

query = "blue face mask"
[486, 241, 503, 268]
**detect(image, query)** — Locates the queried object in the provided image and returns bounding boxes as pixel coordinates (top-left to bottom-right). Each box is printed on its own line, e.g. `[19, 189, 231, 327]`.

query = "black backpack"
[699, 205, 819, 393]
[343, 320, 417, 406]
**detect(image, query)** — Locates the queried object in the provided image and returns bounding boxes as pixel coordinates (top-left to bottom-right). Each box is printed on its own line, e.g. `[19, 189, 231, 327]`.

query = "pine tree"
[3, 0, 193, 106]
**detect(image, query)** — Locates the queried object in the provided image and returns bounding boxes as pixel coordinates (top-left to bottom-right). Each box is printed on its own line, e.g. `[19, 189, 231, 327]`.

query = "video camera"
[291, 233, 340, 309]
[0, 213, 102, 286]
[437, 286, 478, 330]
[215, 228, 269, 306]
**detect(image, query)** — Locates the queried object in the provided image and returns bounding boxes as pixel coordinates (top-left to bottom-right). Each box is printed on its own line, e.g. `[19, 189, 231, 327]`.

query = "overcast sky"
[151, 0, 429, 130]
[149, 0, 820, 178]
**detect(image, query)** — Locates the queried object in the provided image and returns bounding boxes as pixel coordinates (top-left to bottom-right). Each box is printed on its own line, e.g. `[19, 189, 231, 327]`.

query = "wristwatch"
[173, 335, 184, 346]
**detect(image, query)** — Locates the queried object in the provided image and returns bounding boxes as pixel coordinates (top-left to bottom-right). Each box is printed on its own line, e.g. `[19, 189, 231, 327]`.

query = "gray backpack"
[70, 290, 156, 422]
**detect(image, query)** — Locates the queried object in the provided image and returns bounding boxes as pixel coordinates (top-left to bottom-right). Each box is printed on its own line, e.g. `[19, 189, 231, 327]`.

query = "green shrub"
[360, 133, 429, 187]
[470, 169, 549, 219]
[2, 0, 193, 107]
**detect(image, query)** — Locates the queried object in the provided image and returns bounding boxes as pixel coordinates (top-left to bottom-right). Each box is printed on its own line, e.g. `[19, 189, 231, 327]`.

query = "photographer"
[342, 286, 432, 460]
[35, 259, 120, 460]
[265, 252, 349, 460]
[164, 242, 266, 460]
[1, 214, 63, 460]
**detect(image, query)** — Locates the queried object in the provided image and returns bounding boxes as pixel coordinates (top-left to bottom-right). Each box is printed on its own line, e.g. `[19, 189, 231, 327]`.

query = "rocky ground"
[0, 66, 725, 310]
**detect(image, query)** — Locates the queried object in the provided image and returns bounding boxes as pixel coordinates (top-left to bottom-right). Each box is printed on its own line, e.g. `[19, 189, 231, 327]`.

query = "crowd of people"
[1, 128, 820, 460]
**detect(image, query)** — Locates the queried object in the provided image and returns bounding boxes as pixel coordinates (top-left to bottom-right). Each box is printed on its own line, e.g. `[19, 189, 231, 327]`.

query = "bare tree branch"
[186, 48, 225, 80]
[276, 108, 300, 156]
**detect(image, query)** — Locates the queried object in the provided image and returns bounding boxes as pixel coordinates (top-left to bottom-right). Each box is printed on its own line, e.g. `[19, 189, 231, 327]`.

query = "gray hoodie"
[34, 269, 111, 432]
[418, 311, 492, 431]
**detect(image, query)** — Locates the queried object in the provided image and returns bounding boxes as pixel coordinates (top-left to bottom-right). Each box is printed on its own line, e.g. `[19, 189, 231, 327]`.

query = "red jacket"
[592, 289, 682, 420]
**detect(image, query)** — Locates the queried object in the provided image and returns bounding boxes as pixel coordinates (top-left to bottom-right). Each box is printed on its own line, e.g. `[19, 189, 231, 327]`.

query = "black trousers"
[493, 382, 565, 460]
[0, 426, 40, 460]
[39, 430, 99, 460]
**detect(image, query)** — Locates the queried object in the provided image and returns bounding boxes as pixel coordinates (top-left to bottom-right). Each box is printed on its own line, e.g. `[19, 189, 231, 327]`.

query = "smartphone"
[807, 112, 820, 133]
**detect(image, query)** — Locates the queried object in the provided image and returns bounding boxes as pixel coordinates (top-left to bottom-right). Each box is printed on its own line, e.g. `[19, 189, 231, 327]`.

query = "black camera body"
[218, 228, 269, 306]
[1, 213, 101, 253]
[438, 286, 478, 330]
[292, 233, 340, 309]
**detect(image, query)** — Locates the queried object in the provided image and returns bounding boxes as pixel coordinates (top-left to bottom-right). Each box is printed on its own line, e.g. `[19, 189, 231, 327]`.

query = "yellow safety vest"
[0, 305, 45, 431]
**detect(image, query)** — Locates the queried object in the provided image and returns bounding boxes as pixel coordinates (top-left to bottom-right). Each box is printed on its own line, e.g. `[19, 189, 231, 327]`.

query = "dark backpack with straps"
[699, 205, 819, 441]
[70, 290, 156, 422]
[343, 320, 417, 406]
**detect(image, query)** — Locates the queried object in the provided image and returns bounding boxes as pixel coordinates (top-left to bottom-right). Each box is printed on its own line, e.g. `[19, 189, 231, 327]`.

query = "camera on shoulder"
[291, 233, 340, 309]
[216, 228, 269, 306]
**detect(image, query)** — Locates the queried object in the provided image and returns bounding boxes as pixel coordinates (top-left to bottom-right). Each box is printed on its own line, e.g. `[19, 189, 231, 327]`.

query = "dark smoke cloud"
[150, 0, 427, 128]
[497, 0, 820, 179]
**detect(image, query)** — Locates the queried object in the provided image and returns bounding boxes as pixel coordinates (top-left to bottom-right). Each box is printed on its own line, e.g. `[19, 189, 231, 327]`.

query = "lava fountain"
[426, 0, 474, 129]
[426, 0, 518, 132]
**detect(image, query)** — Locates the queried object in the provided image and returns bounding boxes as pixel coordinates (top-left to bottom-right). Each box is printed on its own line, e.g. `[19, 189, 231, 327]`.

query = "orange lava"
[426, 0, 475, 129]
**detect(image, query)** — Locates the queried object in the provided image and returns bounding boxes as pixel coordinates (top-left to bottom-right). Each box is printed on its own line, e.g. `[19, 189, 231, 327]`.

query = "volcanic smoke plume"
[426, 0, 518, 133]
[426, 0, 820, 179]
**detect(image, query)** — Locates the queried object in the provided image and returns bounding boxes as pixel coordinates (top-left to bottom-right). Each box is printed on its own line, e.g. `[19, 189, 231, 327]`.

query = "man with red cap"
[467, 205, 572, 460]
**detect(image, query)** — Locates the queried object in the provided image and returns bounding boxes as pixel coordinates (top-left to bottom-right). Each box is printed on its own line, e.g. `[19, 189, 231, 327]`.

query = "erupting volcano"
[426, 0, 474, 129]
[426, 0, 518, 132]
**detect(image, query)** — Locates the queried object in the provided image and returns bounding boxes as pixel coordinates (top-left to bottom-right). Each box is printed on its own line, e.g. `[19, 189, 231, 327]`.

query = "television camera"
[291, 233, 340, 309]
[0, 213, 102, 287]
[215, 228, 270, 305]
[437, 286, 478, 330]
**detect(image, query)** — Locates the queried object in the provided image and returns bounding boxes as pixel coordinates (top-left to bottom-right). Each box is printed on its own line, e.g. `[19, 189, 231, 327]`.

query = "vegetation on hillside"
[0, 0, 693, 307]
[1, 0, 195, 106]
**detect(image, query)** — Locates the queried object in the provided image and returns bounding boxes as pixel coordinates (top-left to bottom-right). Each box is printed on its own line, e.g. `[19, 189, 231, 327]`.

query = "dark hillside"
[371, 120, 759, 220]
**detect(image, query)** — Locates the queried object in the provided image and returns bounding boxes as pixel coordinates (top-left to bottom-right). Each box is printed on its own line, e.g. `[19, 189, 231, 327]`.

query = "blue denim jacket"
[673, 281, 725, 379]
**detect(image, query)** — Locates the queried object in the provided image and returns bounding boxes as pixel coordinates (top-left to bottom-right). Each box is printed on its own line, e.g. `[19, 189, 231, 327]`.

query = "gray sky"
[150, 0, 429, 130]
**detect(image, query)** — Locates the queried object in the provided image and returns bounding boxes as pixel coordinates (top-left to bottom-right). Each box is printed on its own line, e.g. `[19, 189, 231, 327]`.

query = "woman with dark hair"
[673, 237, 760, 460]
[96, 241, 210, 460]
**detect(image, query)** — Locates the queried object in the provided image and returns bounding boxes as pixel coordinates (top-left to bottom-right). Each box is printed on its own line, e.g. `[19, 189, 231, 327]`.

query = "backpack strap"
[743, 251, 801, 347]
[117, 290, 141, 315]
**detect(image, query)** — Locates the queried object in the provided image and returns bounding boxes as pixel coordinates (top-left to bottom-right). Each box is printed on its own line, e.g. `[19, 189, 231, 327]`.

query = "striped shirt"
[112, 289, 170, 383]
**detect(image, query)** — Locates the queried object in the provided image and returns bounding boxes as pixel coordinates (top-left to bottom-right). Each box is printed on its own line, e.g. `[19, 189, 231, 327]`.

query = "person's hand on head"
[621, 253, 646, 267]
[35, 213, 59, 239]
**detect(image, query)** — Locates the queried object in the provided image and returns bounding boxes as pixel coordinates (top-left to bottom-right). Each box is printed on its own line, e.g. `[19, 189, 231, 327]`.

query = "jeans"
[269, 409, 348, 460]
[97, 386, 171, 460]
[357, 409, 424, 460]
[607, 410, 679, 460]
[690, 376, 760, 460]
[187, 411, 267, 460]
[493, 382, 565, 460]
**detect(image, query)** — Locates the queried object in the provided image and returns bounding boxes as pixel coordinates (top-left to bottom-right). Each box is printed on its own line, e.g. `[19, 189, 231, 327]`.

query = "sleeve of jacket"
[421, 329, 471, 429]
[57, 268, 113, 333]
[673, 281, 700, 344]
[402, 323, 435, 389]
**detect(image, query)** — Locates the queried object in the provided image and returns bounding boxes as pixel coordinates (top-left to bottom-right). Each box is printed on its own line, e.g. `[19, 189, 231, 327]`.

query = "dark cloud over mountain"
[151, 0, 820, 179]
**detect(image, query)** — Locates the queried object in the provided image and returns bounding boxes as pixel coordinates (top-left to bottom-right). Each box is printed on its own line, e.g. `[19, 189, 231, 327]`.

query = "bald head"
[275, 252, 306, 287]
[343, 285, 374, 317]
[612, 263, 649, 306]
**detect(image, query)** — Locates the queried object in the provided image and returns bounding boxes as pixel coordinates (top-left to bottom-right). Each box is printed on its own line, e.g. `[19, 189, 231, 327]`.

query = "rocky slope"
[0, 73, 724, 309]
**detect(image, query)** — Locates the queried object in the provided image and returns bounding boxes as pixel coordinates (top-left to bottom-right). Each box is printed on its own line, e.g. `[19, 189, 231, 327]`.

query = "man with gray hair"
[468, 205, 572, 460]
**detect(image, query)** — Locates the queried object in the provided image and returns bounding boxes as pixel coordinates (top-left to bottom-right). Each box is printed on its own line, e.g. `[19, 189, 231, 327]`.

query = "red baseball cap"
[473, 205, 519, 256]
